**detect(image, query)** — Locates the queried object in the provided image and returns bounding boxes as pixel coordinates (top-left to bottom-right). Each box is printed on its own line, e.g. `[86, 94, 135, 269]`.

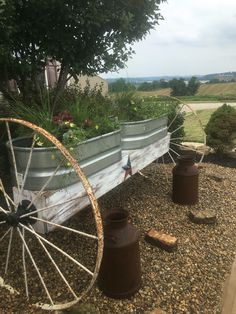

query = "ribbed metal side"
[8, 130, 121, 191]
[120, 116, 168, 150]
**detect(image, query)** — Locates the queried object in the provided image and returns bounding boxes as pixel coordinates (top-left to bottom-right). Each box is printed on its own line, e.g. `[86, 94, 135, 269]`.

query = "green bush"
[205, 104, 236, 153]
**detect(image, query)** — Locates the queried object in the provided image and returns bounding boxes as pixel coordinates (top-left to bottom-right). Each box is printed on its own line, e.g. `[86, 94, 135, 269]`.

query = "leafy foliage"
[137, 79, 168, 91]
[0, 0, 166, 105]
[109, 79, 136, 93]
[205, 104, 236, 153]
[111, 92, 168, 121]
[111, 92, 185, 143]
[8, 86, 119, 147]
[143, 96, 185, 143]
[169, 77, 200, 96]
[187, 77, 200, 95]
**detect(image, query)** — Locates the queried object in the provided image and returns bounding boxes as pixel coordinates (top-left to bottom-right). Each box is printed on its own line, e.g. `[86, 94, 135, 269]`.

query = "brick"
[145, 229, 178, 252]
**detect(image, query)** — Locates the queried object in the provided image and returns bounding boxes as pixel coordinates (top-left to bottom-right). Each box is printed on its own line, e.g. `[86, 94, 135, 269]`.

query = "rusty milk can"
[172, 155, 199, 205]
[98, 209, 141, 298]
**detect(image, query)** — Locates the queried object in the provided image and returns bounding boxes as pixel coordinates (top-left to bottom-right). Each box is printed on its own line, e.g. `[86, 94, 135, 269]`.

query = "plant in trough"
[8, 86, 119, 148]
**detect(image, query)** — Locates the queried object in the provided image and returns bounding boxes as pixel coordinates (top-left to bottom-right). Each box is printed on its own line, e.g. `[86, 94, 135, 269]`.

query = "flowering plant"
[9, 87, 119, 148]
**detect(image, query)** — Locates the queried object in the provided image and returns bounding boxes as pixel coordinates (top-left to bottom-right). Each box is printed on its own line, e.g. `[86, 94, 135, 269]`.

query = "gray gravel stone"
[0, 162, 236, 314]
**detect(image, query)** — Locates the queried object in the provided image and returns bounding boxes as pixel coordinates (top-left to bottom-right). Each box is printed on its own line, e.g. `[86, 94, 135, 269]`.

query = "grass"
[136, 88, 171, 97]
[197, 82, 236, 96]
[183, 108, 216, 142]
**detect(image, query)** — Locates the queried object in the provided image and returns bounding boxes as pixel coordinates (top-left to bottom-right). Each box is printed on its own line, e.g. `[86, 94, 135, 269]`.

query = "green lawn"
[183, 108, 216, 142]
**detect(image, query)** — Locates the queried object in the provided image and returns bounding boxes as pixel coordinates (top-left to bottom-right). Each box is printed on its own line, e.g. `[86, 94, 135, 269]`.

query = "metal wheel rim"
[0, 118, 104, 311]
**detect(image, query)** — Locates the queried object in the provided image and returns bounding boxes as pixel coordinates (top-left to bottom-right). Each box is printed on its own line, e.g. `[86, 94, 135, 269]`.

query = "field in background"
[197, 82, 236, 96]
[137, 82, 236, 101]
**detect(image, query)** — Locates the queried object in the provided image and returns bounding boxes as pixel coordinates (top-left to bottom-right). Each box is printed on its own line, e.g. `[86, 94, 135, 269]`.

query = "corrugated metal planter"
[7, 129, 121, 191]
[120, 115, 168, 150]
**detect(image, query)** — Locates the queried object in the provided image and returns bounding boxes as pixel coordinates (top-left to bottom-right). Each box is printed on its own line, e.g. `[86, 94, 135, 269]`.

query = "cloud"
[102, 0, 236, 78]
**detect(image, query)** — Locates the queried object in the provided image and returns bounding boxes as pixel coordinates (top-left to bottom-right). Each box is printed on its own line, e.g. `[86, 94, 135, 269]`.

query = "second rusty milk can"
[98, 209, 141, 298]
[172, 155, 199, 205]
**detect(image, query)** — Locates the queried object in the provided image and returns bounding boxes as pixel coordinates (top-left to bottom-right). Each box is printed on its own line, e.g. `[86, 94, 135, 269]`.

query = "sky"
[102, 0, 236, 79]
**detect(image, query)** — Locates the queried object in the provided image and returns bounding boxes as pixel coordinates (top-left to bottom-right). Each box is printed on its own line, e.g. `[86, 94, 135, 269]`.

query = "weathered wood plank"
[15, 134, 170, 233]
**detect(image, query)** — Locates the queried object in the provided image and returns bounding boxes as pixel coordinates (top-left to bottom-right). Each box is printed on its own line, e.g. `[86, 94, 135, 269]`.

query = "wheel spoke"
[170, 137, 185, 141]
[0, 179, 16, 211]
[5, 227, 13, 275]
[6, 122, 20, 196]
[17, 227, 54, 305]
[170, 141, 205, 155]
[20, 223, 94, 276]
[169, 147, 180, 156]
[30, 216, 98, 240]
[26, 161, 64, 211]
[168, 151, 176, 165]
[28, 225, 78, 299]
[161, 155, 169, 183]
[170, 123, 185, 135]
[168, 103, 184, 129]
[22, 228, 29, 299]
[21, 194, 85, 219]
[18, 134, 37, 204]
[0, 206, 8, 214]
[184, 112, 194, 118]
[0, 227, 11, 242]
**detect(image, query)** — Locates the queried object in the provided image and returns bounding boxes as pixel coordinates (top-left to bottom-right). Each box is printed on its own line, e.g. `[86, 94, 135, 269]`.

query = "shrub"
[205, 104, 236, 153]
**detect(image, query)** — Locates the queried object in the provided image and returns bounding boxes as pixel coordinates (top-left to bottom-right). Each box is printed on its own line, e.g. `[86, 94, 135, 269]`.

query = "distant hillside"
[202, 71, 236, 81]
[107, 76, 193, 84]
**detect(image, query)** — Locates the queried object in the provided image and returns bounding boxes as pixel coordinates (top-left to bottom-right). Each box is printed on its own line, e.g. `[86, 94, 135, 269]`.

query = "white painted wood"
[14, 134, 170, 233]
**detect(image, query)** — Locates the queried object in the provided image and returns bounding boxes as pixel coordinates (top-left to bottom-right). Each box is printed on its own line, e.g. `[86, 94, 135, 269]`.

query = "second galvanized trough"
[120, 116, 168, 150]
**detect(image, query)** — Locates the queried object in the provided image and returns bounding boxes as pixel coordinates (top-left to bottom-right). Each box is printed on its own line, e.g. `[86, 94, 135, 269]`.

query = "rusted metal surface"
[0, 118, 104, 310]
[98, 209, 141, 298]
[172, 155, 199, 205]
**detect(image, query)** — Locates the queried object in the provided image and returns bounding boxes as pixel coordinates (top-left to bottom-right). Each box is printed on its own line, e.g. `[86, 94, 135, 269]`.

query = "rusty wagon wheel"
[159, 97, 207, 181]
[0, 118, 103, 311]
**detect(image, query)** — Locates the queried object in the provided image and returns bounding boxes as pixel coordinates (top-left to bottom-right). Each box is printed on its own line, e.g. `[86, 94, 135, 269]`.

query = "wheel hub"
[0, 200, 37, 227]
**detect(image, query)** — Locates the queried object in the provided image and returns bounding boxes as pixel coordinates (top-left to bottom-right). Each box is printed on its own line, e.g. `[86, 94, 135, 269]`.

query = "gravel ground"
[0, 160, 236, 314]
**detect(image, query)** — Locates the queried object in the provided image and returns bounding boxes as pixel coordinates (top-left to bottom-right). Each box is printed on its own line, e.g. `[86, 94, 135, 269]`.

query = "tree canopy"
[169, 77, 200, 96]
[109, 78, 136, 93]
[0, 0, 166, 104]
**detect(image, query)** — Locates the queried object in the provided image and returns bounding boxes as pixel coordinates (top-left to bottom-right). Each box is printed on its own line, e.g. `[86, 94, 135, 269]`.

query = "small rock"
[208, 174, 224, 182]
[145, 229, 178, 252]
[188, 209, 217, 224]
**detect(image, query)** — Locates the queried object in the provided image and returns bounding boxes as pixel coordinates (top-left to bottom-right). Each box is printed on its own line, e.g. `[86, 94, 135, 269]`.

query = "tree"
[169, 77, 199, 96]
[137, 81, 153, 91]
[0, 0, 166, 106]
[187, 76, 200, 95]
[169, 78, 188, 96]
[109, 78, 136, 93]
